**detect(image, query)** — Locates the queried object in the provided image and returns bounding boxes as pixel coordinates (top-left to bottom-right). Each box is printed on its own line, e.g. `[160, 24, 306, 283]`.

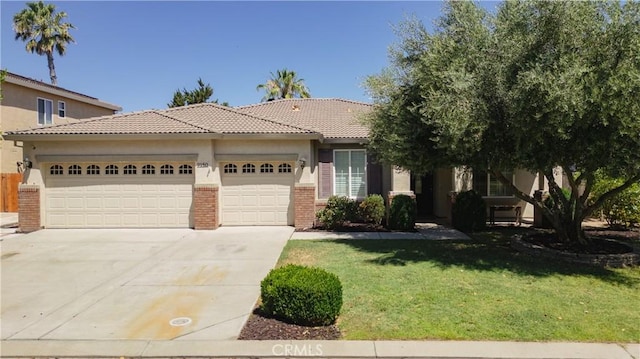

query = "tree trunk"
[47, 52, 57, 86]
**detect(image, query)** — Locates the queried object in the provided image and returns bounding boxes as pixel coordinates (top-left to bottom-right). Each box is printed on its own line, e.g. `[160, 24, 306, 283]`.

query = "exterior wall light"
[298, 157, 306, 170]
[23, 157, 33, 169]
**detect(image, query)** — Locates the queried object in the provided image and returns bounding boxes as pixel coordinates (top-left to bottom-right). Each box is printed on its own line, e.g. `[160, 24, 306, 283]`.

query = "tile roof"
[237, 98, 372, 139]
[5, 103, 316, 136]
[5, 99, 372, 139]
[163, 103, 315, 134]
[5, 111, 210, 135]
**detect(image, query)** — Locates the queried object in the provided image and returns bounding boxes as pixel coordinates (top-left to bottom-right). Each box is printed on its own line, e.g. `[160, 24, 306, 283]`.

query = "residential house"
[4, 98, 552, 231]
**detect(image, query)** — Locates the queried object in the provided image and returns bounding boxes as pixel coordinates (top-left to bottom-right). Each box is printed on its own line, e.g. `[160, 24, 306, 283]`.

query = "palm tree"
[256, 69, 311, 102]
[13, 1, 75, 86]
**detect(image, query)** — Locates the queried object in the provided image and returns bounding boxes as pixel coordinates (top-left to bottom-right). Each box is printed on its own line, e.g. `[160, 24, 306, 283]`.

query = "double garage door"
[45, 162, 194, 228]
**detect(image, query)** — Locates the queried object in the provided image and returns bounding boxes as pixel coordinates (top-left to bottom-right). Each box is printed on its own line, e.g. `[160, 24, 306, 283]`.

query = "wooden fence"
[1, 173, 22, 212]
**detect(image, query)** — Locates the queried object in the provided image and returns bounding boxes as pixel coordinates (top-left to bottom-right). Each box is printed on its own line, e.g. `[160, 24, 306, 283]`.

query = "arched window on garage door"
[260, 163, 274, 173]
[242, 163, 255, 173]
[105, 164, 119, 175]
[50, 165, 64, 175]
[87, 164, 100, 175]
[160, 164, 174, 175]
[278, 163, 292, 173]
[223, 163, 237, 174]
[179, 164, 193, 174]
[68, 164, 82, 175]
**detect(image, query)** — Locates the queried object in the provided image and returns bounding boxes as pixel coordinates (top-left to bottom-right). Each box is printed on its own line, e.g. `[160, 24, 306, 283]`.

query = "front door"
[411, 173, 434, 217]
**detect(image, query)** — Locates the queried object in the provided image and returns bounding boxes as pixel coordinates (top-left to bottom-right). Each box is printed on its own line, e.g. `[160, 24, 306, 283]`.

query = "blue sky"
[2, 1, 497, 113]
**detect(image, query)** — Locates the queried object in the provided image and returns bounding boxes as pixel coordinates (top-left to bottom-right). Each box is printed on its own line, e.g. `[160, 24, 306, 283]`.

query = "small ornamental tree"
[364, 1, 640, 246]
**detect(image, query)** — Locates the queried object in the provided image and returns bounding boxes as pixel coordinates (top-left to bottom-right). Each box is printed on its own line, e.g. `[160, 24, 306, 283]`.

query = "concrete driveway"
[0, 227, 291, 341]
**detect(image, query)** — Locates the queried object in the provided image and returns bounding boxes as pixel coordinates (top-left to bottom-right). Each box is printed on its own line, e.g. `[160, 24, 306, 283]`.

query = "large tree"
[256, 69, 311, 102]
[365, 1, 640, 245]
[13, 1, 75, 86]
[168, 78, 228, 107]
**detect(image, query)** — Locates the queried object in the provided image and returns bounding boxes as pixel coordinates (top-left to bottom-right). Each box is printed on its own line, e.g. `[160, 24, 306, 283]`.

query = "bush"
[260, 264, 343, 326]
[452, 190, 486, 232]
[591, 174, 640, 227]
[359, 194, 385, 225]
[316, 195, 358, 229]
[388, 194, 416, 230]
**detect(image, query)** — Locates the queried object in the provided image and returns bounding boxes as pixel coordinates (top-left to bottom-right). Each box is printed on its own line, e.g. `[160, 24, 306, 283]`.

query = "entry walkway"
[290, 222, 470, 240]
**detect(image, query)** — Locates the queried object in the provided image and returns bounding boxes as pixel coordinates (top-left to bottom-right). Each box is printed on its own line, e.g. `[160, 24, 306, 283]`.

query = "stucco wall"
[1, 82, 117, 173]
[213, 139, 313, 184]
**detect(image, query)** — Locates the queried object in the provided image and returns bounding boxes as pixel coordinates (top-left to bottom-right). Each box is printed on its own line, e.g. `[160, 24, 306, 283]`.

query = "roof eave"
[218, 133, 323, 141]
[323, 137, 369, 144]
[3, 133, 219, 141]
[5, 75, 122, 112]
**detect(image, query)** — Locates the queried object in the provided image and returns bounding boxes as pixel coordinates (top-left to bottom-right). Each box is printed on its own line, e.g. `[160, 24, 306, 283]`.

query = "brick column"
[193, 184, 219, 230]
[294, 184, 316, 229]
[18, 184, 41, 233]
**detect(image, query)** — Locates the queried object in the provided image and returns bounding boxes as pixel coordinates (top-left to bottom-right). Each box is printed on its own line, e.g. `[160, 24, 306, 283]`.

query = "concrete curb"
[1, 340, 637, 358]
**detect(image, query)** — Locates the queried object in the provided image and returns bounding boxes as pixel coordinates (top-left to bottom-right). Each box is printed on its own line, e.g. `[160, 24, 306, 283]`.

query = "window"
[68, 164, 82, 175]
[473, 170, 514, 197]
[37, 98, 53, 125]
[278, 163, 292, 173]
[334, 150, 366, 198]
[242, 163, 255, 173]
[105, 164, 118, 175]
[160, 164, 174, 174]
[87, 164, 100, 175]
[179, 164, 193, 174]
[142, 164, 155, 175]
[223, 163, 237, 174]
[50, 165, 63, 175]
[58, 101, 66, 118]
[123, 164, 137, 175]
[260, 163, 274, 173]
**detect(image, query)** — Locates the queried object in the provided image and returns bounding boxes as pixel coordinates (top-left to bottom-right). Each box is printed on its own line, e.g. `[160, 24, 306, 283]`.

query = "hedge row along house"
[4, 97, 559, 231]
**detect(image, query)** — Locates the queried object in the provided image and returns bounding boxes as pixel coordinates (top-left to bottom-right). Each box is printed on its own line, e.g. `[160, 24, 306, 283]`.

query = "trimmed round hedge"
[260, 264, 342, 326]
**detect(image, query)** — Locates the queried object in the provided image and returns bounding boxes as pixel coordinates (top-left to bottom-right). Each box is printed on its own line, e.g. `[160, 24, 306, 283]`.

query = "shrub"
[316, 195, 358, 229]
[590, 173, 640, 228]
[260, 264, 343, 326]
[359, 194, 385, 225]
[452, 190, 486, 232]
[388, 194, 417, 230]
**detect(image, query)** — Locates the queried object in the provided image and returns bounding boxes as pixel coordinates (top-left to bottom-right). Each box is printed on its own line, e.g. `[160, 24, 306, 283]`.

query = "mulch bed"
[238, 308, 341, 340]
[524, 227, 639, 255]
[296, 222, 390, 232]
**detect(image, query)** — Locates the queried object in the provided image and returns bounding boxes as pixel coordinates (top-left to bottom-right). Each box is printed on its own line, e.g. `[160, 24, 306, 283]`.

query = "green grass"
[278, 228, 640, 342]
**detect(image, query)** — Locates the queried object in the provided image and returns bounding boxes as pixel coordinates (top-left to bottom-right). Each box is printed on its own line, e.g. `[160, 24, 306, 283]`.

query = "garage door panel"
[221, 173, 293, 226]
[45, 170, 193, 228]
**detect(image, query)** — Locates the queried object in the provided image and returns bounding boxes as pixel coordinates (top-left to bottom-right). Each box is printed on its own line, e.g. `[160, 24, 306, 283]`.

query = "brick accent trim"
[294, 184, 316, 229]
[193, 184, 219, 230]
[18, 184, 41, 233]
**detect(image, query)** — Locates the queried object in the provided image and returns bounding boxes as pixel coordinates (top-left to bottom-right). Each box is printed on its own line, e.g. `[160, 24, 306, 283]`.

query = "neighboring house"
[0, 71, 121, 211]
[4, 98, 553, 231]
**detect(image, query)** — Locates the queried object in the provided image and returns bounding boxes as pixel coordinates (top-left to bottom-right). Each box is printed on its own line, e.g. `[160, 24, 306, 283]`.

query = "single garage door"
[44, 163, 194, 228]
[221, 162, 294, 225]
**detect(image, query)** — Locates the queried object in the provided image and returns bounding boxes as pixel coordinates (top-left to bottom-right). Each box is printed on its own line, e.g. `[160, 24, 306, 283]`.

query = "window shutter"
[318, 149, 333, 199]
[473, 170, 488, 196]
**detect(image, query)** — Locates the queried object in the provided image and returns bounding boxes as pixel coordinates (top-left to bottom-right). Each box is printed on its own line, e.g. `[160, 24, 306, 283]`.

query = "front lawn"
[278, 228, 640, 342]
